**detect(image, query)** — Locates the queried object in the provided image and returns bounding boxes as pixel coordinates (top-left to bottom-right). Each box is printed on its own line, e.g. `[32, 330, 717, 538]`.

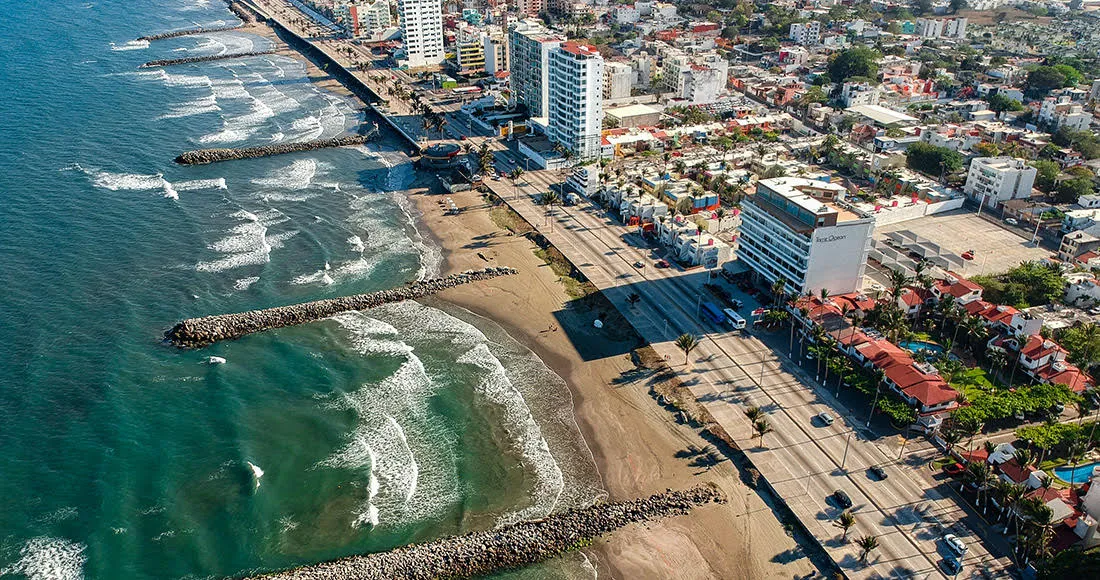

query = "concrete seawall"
[137, 25, 242, 41]
[164, 268, 517, 348]
[244, 485, 724, 580]
[140, 50, 276, 68]
[174, 131, 377, 165]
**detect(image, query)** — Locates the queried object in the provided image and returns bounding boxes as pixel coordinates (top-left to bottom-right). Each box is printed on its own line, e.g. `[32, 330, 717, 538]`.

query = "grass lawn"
[950, 367, 999, 399]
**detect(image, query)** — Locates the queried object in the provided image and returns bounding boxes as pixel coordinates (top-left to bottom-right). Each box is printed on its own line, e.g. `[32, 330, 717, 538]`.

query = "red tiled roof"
[1036, 362, 1093, 392]
[902, 380, 958, 408]
[998, 459, 1036, 484]
[960, 448, 989, 464]
[899, 288, 923, 307]
[1020, 335, 1066, 360]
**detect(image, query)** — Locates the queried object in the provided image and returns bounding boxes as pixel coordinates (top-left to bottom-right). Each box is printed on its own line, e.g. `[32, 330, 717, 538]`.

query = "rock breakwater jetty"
[245, 485, 724, 580]
[226, 1, 256, 24]
[174, 131, 378, 165]
[165, 267, 517, 348]
[140, 50, 276, 68]
[137, 25, 242, 42]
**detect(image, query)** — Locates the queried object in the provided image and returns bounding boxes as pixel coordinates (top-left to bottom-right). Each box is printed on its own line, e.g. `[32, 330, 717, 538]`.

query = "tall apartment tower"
[547, 41, 604, 160]
[397, 0, 444, 67]
[509, 19, 563, 117]
[515, 0, 545, 17]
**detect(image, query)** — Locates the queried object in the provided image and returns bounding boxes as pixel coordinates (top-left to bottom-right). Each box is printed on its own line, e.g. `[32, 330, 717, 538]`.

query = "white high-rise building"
[660, 49, 727, 105]
[509, 19, 564, 118]
[397, 0, 444, 68]
[737, 178, 874, 295]
[964, 157, 1037, 208]
[603, 62, 634, 100]
[789, 21, 821, 46]
[548, 41, 604, 160]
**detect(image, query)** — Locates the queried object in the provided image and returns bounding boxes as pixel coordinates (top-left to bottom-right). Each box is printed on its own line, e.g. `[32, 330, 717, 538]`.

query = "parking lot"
[873, 209, 1052, 278]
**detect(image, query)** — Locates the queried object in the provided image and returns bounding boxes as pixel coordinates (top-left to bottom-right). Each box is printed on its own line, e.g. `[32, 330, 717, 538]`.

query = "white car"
[1005, 218, 1019, 226]
[816, 412, 835, 426]
[943, 533, 967, 555]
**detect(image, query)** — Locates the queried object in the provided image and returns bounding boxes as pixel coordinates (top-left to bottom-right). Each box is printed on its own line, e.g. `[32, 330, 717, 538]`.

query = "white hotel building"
[963, 157, 1036, 208]
[737, 178, 874, 295]
[396, 0, 444, 68]
[547, 41, 604, 160]
[509, 20, 564, 118]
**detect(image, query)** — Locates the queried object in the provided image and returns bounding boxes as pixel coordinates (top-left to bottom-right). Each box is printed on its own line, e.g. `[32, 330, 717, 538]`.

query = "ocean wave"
[233, 276, 260, 291]
[251, 158, 317, 190]
[110, 39, 148, 51]
[196, 210, 291, 273]
[458, 343, 564, 525]
[0, 537, 86, 580]
[157, 94, 221, 120]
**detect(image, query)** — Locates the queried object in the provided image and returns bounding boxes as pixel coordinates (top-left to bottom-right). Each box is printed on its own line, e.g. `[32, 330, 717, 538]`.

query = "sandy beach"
[415, 185, 816, 579]
[239, 11, 816, 578]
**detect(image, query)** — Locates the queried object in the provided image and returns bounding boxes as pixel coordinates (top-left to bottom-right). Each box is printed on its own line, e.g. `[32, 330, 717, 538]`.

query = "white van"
[723, 308, 746, 330]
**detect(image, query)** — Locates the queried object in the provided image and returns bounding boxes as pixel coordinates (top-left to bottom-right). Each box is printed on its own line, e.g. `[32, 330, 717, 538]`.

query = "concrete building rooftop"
[846, 103, 919, 126]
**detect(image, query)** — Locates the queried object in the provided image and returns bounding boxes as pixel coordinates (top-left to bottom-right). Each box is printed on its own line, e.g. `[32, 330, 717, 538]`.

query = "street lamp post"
[841, 429, 854, 470]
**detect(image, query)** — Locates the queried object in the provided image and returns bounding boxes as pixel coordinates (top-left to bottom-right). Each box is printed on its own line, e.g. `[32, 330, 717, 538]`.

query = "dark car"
[655, 259, 670, 268]
[869, 465, 888, 480]
[941, 557, 963, 575]
[832, 489, 852, 508]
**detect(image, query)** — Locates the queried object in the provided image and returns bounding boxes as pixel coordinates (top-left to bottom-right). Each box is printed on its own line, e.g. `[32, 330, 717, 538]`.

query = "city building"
[455, 26, 486, 73]
[604, 62, 634, 100]
[335, 1, 393, 38]
[483, 31, 509, 74]
[397, 0, 444, 67]
[547, 41, 604, 159]
[914, 17, 967, 39]
[737, 177, 874, 295]
[963, 157, 1037, 208]
[509, 19, 564, 118]
[660, 49, 728, 105]
[789, 21, 821, 46]
[1039, 96, 1093, 132]
[515, 0, 544, 18]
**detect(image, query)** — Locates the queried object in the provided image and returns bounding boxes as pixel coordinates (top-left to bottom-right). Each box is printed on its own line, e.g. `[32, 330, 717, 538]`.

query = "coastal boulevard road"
[483, 173, 1014, 579]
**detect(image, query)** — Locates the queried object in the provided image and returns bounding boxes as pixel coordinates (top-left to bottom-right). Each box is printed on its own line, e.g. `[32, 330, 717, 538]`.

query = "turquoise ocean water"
[0, 1, 600, 578]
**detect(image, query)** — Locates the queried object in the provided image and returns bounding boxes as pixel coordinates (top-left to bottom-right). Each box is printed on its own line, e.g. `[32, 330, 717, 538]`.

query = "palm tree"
[676, 333, 700, 366]
[819, 287, 831, 304]
[834, 511, 856, 541]
[965, 461, 993, 512]
[627, 293, 641, 308]
[887, 268, 911, 302]
[509, 167, 524, 199]
[1002, 483, 1026, 534]
[1014, 448, 1034, 468]
[855, 535, 879, 564]
[753, 418, 773, 447]
[1008, 333, 1028, 387]
[1019, 497, 1055, 565]
[540, 190, 562, 230]
[744, 405, 763, 423]
[771, 278, 788, 308]
[942, 429, 962, 456]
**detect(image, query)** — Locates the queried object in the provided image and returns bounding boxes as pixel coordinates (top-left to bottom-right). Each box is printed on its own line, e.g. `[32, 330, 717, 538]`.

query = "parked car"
[633, 261, 644, 269]
[869, 465, 888, 480]
[961, 250, 974, 261]
[941, 557, 963, 575]
[943, 534, 968, 556]
[832, 489, 853, 508]
[942, 462, 965, 477]
[655, 259, 670, 268]
[1006, 218, 1019, 226]
[816, 411, 835, 426]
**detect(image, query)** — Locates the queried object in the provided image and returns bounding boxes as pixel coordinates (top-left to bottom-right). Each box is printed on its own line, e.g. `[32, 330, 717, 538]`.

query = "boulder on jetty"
[165, 268, 517, 348]
[137, 25, 241, 42]
[175, 133, 378, 165]
[140, 50, 276, 69]
[226, 1, 256, 24]
[245, 485, 725, 580]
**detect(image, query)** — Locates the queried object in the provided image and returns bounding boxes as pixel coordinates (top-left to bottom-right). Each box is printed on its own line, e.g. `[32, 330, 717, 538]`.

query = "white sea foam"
[208, 356, 227, 365]
[458, 343, 564, 524]
[347, 235, 365, 252]
[233, 276, 260, 291]
[196, 210, 290, 273]
[247, 461, 264, 490]
[157, 95, 220, 120]
[110, 39, 148, 51]
[0, 537, 86, 580]
[79, 167, 225, 200]
[175, 178, 227, 191]
[252, 158, 317, 190]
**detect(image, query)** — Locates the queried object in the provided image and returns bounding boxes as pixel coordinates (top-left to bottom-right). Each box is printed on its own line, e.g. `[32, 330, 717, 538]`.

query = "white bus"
[723, 308, 746, 330]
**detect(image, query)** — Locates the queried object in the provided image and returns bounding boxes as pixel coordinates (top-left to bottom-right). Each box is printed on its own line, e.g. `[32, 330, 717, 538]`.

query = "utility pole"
[841, 429, 854, 470]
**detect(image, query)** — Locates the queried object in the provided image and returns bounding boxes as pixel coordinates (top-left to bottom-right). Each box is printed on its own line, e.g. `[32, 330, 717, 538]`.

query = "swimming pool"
[1054, 462, 1100, 484]
[900, 340, 945, 355]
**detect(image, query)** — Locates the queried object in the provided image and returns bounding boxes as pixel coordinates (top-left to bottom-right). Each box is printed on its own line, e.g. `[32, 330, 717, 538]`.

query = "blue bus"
[701, 302, 725, 325]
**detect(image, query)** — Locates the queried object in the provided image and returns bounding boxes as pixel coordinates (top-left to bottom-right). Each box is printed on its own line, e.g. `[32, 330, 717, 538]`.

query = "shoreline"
[230, 13, 814, 579]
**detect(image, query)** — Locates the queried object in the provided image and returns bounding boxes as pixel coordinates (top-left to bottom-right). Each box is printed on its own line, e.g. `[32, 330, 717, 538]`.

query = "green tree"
[987, 93, 1025, 113]
[834, 511, 856, 541]
[1057, 177, 1094, 204]
[676, 333, 700, 366]
[1027, 66, 1068, 96]
[905, 142, 963, 175]
[1033, 159, 1060, 192]
[856, 535, 880, 563]
[1037, 548, 1100, 579]
[1053, 64, 1084, 87]
[828, 46, 881, 84]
